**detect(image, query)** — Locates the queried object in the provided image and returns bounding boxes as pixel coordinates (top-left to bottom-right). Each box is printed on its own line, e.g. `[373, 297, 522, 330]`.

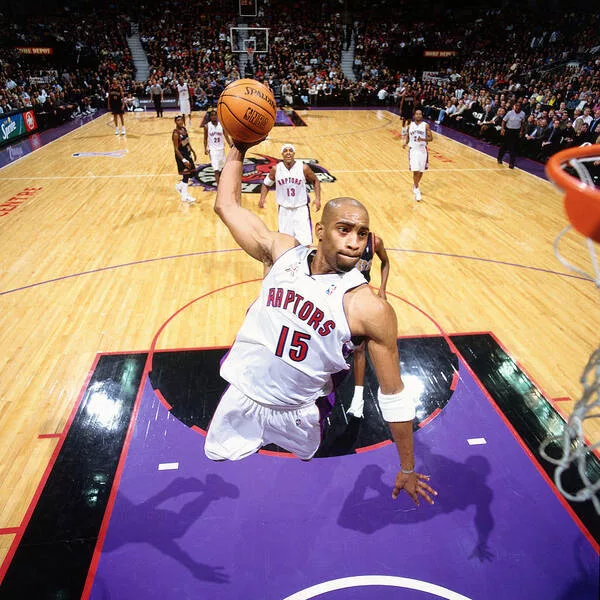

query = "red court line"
[81, 278, 263, 599]
[552, 397, 571, 402]
[37, 433, 62, 439]
[488, 331, 599, 459]
[456, 346, 599, 555]
[191, 425, 207, 436]
[419, 407, 442, 428]
[450, 370, 459, 391]
[356, 440, 393, 454]
[0, 353, 102, 586]
[258, 449, 296, 458]
[82, 368, 150, 599]
[0, 528, 19, 536]
[154, 388, 172, 411]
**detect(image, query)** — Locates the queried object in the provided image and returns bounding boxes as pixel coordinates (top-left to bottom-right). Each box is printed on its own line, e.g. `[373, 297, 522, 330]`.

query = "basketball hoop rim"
[545, 144, 600, 243]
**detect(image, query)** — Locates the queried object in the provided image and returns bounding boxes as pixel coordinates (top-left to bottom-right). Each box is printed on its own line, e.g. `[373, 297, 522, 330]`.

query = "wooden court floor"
[0, 109, 598, 564]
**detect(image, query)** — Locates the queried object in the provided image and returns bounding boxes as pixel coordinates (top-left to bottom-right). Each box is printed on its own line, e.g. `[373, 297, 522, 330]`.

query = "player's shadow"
[103, 474, 239, 583]
[555, 536, 600, 600]
[338, 439, 495, 562]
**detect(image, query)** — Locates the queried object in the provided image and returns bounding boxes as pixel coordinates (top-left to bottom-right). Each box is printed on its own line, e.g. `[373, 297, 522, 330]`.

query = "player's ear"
[315, 222, 324, 241]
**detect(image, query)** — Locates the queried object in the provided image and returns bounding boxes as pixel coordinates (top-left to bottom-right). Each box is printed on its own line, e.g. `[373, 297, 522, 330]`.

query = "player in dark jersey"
[347, 232, 390, 418]
[172, 114, 197, 203]
[399, 84, 416, 137]
[108, 78, 126, 135]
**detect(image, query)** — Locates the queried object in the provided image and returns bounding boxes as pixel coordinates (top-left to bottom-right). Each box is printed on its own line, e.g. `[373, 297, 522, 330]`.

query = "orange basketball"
[217, 78, 277, 143]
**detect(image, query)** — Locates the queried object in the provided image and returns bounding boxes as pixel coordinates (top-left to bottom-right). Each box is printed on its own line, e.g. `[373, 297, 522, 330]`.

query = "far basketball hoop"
[230, 26, 269, 54]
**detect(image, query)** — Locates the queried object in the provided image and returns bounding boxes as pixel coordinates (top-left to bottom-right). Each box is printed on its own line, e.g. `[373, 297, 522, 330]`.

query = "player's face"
[210, 112, 218, 123]
[282, 148, 295, 165]
[414, 110, 423, 123]
[175, 116, 184, 128]
[317, 205, 369, 273]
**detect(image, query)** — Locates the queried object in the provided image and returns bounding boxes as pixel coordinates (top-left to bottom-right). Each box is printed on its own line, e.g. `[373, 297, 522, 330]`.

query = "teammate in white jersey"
[177, 76, 192, 125]
[259, 143, 322, 246]
[209, 139, 437, 507]
[204, 109, 231, 186]
[402, 109, 433, 201]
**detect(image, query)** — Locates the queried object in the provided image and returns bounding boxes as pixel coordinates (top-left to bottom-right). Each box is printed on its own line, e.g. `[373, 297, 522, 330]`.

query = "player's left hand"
[392, 471, 437, 505]
[314, 200, 321, 212]
[233, 138, 267, 153]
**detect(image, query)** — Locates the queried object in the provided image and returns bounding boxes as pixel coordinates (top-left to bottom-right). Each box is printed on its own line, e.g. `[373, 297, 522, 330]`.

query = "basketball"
[217, 78, 277, 143]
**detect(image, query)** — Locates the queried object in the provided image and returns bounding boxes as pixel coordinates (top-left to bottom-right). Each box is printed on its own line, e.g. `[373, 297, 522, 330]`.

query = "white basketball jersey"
[177, 83, 189, 101]
[408, 121, 428, 149]
[275, 161, 308, 208]
[220, 245, 367, 407]
[207, 121, 225, 151]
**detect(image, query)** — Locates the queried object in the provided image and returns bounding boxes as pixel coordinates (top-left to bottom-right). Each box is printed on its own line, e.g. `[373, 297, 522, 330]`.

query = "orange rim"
[545, 144, 600, 243]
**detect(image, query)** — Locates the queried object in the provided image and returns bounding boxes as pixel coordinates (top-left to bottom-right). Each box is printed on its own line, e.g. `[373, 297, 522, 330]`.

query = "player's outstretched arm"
[347, 288, 437, 505]
[215, 144, 295, 264]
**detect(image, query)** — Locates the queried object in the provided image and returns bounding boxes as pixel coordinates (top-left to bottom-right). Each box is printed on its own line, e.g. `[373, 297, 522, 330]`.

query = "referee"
[149, 78, 163, 118]
[497, 101, 526, 169]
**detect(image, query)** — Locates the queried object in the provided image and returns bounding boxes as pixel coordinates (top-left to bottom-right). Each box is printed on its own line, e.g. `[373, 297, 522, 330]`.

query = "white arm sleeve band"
[263, 174, 274, 187]
[377, 388, 416, 422]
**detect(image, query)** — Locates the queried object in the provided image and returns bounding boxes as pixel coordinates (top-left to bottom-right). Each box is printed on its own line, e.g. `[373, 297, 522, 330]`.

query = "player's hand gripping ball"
[217, 78, 276, 143]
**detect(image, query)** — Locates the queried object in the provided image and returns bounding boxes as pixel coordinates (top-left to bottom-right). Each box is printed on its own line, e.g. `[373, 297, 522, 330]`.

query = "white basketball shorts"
[179, 99, 191, 115]
[278, 204, 313, 246]
[408, 147, 428, 172]
[204, 385, 322, 461]
[210, 148, 226, 172]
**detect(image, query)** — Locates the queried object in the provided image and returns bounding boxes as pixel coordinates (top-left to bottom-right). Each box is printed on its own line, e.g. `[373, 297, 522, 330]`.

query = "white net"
[540, 349, 600, 513]
[541, 145, 600, 513]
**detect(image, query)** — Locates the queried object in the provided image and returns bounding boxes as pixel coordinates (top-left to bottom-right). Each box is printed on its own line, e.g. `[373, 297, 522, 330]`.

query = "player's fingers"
[419, 482, 438, 496]
[418, 488, 435, 504]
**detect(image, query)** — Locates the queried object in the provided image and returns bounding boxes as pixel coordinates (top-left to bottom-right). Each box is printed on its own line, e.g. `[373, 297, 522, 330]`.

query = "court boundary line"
[0, 353, 102, 585]
[0, 243, 592, 298]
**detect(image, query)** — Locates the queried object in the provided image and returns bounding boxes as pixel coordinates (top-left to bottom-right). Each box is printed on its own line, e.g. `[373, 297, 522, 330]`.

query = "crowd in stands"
[1, 0, 599, 161]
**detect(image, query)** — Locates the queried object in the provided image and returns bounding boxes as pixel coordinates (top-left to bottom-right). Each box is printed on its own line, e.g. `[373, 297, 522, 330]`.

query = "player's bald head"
[321, 197, 369, 226]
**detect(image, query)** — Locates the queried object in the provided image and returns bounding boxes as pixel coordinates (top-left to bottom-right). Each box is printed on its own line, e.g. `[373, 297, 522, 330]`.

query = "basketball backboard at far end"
[230, 27, 269, 53]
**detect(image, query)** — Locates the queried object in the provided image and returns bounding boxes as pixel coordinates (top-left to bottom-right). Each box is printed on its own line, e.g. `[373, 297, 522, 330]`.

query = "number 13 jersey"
[220, 245, 367, 407]
[275, 160, 309, 208]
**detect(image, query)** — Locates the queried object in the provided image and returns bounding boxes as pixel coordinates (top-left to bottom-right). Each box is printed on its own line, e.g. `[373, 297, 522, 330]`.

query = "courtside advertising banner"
[0, 110, 38, 147]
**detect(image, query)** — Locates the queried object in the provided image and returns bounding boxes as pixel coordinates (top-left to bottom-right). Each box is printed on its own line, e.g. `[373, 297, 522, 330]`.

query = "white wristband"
[377, 388, 416, 422]
[263, 174, 274, 187]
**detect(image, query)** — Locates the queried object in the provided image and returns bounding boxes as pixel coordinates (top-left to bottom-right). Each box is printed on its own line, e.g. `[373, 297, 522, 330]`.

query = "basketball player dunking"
[403, 109, 433, 201]
[208, 138, 437, 506]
